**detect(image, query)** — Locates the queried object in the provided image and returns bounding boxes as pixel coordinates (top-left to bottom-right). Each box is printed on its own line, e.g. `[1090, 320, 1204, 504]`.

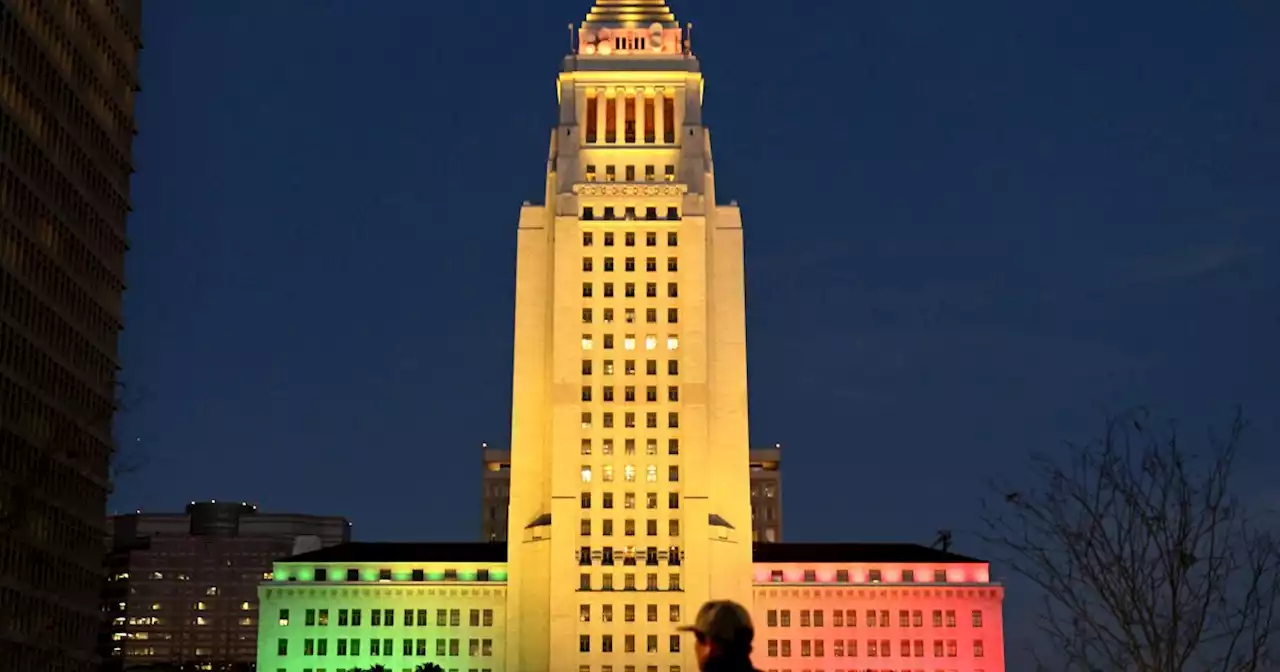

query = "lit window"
[644, 335, 657, 350]
[581, 413, 592, 428]
[646, 465, 657, 482]
[195, 602, 207, 611]
[205, 587, 218, 596]
[624, 335, 636, 350]
[624, 465, 636, 482]
[667, 335, 679, 350]
[582, 335, 593, 350]
[581, 466, 592, 482]
[240, 602, 251, 611]
[603, 465, 614, 482]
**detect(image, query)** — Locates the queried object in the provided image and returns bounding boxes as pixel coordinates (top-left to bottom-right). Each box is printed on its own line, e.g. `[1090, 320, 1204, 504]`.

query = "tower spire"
[583, 0, 678, 27]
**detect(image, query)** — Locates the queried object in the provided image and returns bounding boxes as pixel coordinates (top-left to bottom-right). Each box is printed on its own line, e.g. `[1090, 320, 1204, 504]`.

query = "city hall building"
[257, 2, 1006, 671]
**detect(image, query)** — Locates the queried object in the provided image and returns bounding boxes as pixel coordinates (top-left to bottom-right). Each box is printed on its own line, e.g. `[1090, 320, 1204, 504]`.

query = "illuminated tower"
[505, 1, 754, 670]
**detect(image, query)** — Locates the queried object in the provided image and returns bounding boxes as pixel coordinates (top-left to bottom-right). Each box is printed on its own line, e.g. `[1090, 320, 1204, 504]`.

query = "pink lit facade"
[750, 549, 1005, 672]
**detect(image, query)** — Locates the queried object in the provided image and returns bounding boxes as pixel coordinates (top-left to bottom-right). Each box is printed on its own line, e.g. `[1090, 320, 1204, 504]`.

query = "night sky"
[116, 0, 1279, 659]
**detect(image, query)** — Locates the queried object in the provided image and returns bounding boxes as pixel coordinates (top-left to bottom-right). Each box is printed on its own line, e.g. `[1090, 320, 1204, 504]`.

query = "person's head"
[678, 600, 755, 668]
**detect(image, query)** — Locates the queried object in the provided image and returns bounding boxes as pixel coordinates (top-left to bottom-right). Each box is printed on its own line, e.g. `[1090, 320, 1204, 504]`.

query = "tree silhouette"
[982, 407, 1280, 671]
[415, 663, 445, 672]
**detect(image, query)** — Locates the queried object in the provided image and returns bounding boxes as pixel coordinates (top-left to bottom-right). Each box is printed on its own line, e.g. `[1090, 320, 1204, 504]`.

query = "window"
[646, 257, 657, 271]
[668, 335, 680, 350]
[646, 282, 657, 298]
[670, 634, 681, 652]
[604, 231, 615, 246]
[946, 609, 957, 627]
[868, 569, 882, 583]
[933, 610, 943, 627]
[586, 164, 597, 180]
[668, 412, 679, 428]
[668, 232, 678, 246]
[646, 519, 658, 535]
[582, 360, 593, 375]
[581, 386, 592, 402]
[780, 610, 791, 626]
[625, 257, 635, 271]
[667, 308, 678, 324]
[646, 231, 657, 246]
[604, 334, 614, 349]
[668, 492, 679, 508]
[972, 610, 984, 627]
[277, 639, 287, 655]
[974, 639, 985, 657]
[646, 308, 657, 323]
[664, 165, 676, 181]
[579, 635, 590, 652]
[646, 465, 657, 482]
[803, 570, 816, 583]
[668, 283, 678, 297]
[278, 609, 289, 626]
[934, 569, 948, 582]
[833, 610, 843, 627]
[581, 412, 592, 428]
[669, 438, 679, 455]
[668, 360, 679, 375]
[626, 232, 636, 246]
[669, 520, 680, 536]
[581, 466, 592, 483]
[645, 335, 657, 350]
[583, 282, 593, 298]
[902, 569, 915, 582]
[584, 231, 594, 246]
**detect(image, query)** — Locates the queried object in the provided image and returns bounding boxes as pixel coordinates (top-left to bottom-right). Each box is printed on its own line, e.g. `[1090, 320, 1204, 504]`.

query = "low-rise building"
[103, 502, 349, 671]
[256, 541, 1003, 671]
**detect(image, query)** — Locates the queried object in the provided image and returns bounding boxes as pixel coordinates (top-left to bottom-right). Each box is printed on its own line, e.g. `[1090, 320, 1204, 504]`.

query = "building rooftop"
[281, 541, 982, 565]
[284, 542, 507, 564]
[752, 543, 984, 564]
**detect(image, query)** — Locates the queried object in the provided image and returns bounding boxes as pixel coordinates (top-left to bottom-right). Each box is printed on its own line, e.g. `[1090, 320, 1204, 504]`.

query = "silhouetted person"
[678, 600, 763, 672]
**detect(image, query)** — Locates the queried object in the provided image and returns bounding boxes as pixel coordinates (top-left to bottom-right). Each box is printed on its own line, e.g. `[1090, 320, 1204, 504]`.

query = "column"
[654, 87, 665, 145]
[654, 87, 664, 145]
[595, 87, 608, 145]
[615, 86, 626, 145]
[636, 87, 646, 145]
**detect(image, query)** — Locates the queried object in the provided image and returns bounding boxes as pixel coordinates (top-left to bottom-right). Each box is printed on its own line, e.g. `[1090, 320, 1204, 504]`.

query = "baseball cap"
[677, 600, 755, 645]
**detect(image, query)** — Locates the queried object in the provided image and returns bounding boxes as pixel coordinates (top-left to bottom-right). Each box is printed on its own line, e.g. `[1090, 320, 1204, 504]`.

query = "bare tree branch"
[981, 407, 1280, 672]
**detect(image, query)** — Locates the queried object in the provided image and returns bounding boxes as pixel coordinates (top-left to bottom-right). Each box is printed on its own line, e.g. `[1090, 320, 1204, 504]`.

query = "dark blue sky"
[117, 1, 1278, 655]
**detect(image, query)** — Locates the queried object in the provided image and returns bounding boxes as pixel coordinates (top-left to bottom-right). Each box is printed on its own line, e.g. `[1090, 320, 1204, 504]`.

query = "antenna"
[933, 529, 953, 553]
[569, 23, 575, 53]
[685, 22, 693, 55]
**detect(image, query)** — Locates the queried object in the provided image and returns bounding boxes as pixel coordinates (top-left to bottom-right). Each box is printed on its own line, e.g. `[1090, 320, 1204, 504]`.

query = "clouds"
[1127, 240, 1267, 284]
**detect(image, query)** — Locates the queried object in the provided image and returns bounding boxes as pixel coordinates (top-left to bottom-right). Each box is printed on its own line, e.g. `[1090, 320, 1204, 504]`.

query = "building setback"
[257, 2, 1005, 671]
[0, 2, 142, 671]
[483, 446, 782, 543]
[102, 502, 349, 671]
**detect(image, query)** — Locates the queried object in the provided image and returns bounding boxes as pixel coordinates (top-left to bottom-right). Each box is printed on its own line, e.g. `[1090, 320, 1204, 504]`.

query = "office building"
[103, 502, 349, 670]
[483, 446, 782, 543]
[0, 2, 142, 671]
[257, 2, 1005, 671]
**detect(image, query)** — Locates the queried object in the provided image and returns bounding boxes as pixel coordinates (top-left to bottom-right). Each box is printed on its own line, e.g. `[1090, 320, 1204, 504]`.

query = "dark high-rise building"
[0, 2, 142, 671]
[102, 502, 351, 671]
